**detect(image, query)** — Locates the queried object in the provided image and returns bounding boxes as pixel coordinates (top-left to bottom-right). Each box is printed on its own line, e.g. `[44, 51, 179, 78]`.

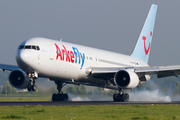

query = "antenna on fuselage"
[60, 38, 63, 42]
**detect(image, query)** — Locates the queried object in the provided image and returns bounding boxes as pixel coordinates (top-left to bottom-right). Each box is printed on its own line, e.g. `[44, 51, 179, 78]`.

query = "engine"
[114, 69, 139, 89]
[9, 70, 30, 89]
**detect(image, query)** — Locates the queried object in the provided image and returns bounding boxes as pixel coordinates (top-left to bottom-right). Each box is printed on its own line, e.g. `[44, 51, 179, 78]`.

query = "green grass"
[0, 95, 179, 119]
[0, 105, 179, 120]
[0, 94, 51, 101]
[0, 96, 51, 101]
[0, 94, 93, 101]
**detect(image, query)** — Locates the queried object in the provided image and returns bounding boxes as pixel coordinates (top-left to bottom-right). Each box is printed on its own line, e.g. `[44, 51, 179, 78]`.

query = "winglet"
[131, 4, 157, 64]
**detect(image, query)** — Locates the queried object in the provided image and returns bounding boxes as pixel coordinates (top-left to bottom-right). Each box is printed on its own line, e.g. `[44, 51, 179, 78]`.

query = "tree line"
[0, 81, 116, 96]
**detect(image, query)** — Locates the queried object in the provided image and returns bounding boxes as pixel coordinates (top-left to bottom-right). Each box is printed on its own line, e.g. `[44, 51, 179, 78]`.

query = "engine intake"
[114, 69, 139, 89]
[9, 70, 30, 89]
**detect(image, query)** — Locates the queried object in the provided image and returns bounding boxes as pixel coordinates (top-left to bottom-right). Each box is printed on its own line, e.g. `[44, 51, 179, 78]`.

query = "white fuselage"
[16, 37, 149, 89]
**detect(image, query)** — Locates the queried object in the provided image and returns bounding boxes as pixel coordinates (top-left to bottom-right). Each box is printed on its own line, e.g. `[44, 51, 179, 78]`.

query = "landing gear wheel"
[123, 93, 129, 102]
[52, 81, 68, 101]
[113, 94, 120, 101]
[113, 94, 117, 102]
[113, 93, 121, 102]
[27, 77, 37, 92]
[121, 94, 126, 102]
[52, 93, 69, 101]
[27, 85, 36, 92]
[113, 93, 129, 102]
[64, 93, 68, 101]
[52, 94, 57, 101]
[27, 85, 31, 92]
[31, 85, 36, 91]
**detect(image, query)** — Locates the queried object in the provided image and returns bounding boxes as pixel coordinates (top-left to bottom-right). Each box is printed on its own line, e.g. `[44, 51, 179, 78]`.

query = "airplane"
[1, 4, 180, 102]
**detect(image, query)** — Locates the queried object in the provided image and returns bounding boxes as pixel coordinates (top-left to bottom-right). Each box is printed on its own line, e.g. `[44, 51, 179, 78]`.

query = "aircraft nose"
[16, 49, 30, 69]
[16, 50, 28, 61]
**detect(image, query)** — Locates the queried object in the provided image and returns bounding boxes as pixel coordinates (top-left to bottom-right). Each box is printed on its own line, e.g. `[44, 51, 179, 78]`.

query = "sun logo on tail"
[143, 31, 152, 55]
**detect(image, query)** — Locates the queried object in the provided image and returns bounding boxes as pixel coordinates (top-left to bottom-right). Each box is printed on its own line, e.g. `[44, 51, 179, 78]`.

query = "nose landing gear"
[27, 78, 36, 92]
[26, 72, 38, 92]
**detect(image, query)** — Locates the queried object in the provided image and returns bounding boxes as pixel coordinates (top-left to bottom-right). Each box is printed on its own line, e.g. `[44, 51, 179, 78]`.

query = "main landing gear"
[52, 81, 68, 101]
[113, 88, 129, 102]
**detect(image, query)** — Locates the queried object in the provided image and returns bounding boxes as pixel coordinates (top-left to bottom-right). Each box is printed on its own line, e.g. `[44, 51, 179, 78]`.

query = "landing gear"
[26, 72, 38, 92]
[113, 89, 129, 102]
[27, 78, 36, 92]
[52, 93, 68, 101]
[52, 81, 68, 101]
[27, 84, 36, 91]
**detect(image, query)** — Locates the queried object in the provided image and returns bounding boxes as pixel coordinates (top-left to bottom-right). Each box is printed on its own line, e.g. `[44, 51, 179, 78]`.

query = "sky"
[0, 0, 180, 66]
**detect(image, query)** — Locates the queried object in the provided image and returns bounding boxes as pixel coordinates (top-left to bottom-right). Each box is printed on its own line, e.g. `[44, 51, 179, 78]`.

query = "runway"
[0, 101, 180, 106]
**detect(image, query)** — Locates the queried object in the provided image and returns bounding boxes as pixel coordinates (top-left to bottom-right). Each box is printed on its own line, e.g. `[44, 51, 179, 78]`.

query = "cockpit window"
[36, 46, 40, 50]
[32, 46, 36, 50]
[18, 45, 24, 49]
[18, 45, 40, 50]
[25, 46, 31, 49]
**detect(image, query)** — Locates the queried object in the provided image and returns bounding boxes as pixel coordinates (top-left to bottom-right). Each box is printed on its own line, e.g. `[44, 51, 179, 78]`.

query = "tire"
[117, 94, 121, 102]
[113, 94, 117, 102]
[27, 85, 31, 92]
[113, 94, 119, 102]
[64, 94, 68, 101]
[57, 94, 63, 101]
[113, 94, 121, 102]
[124, 93, 129, 102]
[122, 93, 129, 102]
[52, 94, 57, 101]
[31, 85, 36, 91]
[121, 94, 125, 102]
[52, 93, 69, 101]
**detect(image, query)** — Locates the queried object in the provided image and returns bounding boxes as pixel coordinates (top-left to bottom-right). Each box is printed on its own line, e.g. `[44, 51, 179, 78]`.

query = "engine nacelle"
[114, 69, 139, 89]
[9, 70, 30, 89]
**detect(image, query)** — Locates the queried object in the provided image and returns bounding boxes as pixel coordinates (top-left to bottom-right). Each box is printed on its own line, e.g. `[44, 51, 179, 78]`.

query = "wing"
[86, 65, 180, 80]
[0, 64, 21, 71]
[135, 65, 180, 78]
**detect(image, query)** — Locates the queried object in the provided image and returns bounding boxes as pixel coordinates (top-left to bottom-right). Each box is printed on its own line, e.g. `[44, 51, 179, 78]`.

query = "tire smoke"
[129, 80, 173, 102]
[68, 94, 91, 101]
[129, 89, 171, 102]
[67, 94, 112, 101]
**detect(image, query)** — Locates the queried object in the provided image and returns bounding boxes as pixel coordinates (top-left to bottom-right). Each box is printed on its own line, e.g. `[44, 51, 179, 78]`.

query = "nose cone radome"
[16, 49, 30, 71]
